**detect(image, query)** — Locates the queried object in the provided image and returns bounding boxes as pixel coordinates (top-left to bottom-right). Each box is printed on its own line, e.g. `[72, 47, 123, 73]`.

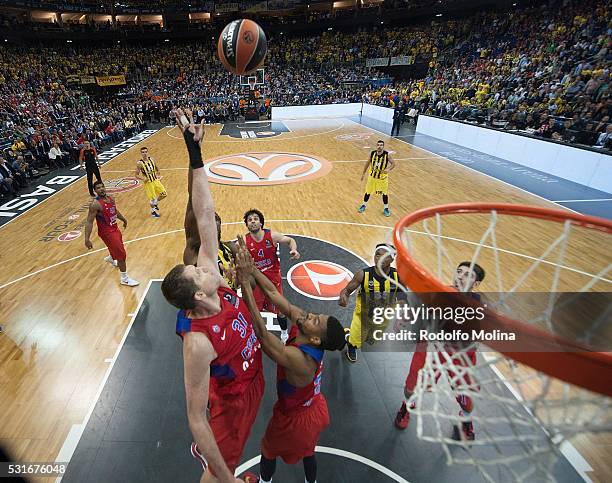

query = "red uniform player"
[244, 209, 300, 343]
[234, 235, 346, 483]
[176, 286, 263, 475]
[84, 180, 139, 287]
[161, 109, 263, 483]
[395, 261, 485, 441]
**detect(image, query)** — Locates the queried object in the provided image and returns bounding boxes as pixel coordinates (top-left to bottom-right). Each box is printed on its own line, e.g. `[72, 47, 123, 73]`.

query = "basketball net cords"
[371, 209, 612, 482]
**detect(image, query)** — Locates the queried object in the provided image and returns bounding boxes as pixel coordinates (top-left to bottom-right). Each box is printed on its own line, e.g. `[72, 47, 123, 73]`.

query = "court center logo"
[287, 260, 353, 301]
[204, 152, 332, 186]
[104, 177, 141, 193]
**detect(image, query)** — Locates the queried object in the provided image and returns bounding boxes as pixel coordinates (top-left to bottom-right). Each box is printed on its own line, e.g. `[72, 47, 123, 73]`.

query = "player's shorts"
[253, 270, 283, 315]
[261, 395, 329, 465]
[143, 179, 166, 201]
[347, 300, 392, 349]
[404, 342, 477, 393]
[99, 229, 126, 261]
[207, 369, 264, 475]
[365, 175, 388, 196]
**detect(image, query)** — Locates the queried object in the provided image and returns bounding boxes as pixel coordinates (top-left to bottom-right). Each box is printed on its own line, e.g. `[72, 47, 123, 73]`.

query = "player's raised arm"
[236, 235, 298, 318]
[235, 239, 313, 375]
[271, 231, 300, 260]
[183, 332, 238, 483]
[175, 108, 217, 271]
[338, 269, 364, 307]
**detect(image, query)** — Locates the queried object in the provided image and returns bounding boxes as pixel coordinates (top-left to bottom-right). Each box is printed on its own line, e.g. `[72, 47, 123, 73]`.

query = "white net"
[378, 206, 612, 482]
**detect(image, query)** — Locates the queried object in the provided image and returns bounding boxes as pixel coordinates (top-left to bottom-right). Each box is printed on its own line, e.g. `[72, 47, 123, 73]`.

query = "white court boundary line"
[553, 198, 612, 203]
[165, 118, 345, 142]
[54, 278, 160, 482]
[235, 446, 410, 482]
[2, 218, 610, 291]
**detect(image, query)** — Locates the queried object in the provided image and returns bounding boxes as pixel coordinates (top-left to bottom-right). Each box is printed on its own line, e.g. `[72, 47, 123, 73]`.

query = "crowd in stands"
[0, 0, 609, 174]
[366, 0, 611, 148]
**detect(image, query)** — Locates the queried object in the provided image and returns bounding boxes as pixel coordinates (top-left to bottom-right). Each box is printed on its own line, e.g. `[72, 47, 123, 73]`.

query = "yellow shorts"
[143, 179, 167, 201]
[365, 175, 388, 196]
[348, 300, 389, 349]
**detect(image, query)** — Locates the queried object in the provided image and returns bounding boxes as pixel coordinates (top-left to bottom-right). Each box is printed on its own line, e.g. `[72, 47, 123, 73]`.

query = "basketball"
[217, 19, 267, 76]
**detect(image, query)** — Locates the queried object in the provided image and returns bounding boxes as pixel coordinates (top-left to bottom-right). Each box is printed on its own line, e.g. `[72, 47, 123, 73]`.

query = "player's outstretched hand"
[289, 248, 300, 260]
[85, 239, 93, 250]
[234, 235, 255, 285]
[174, 107, 205, 145]
[338, 291, 349, 307]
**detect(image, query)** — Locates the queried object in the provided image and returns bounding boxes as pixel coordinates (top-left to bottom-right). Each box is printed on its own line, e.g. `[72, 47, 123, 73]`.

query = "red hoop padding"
[393, 202, 612, 397]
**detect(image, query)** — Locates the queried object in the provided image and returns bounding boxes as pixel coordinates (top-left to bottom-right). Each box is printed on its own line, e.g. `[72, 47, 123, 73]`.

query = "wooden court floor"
[0, 118, 610, 481]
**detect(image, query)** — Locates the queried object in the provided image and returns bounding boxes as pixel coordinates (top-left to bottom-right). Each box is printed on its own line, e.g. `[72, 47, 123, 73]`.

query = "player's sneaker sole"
[190, 442, 208, 471]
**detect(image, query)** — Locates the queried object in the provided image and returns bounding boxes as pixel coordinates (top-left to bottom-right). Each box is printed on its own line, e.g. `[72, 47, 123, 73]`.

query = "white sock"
[120, 271, 128, 281]
[150, 199, 158, 208]
[306, 479, 316, 483]
[384, 204, 389, 209]
[260, 478, 271, 483]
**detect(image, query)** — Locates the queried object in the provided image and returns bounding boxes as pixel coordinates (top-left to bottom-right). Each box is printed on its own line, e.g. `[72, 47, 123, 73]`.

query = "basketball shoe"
[394, 401, 417, 429]
[452, 421, 475, 441]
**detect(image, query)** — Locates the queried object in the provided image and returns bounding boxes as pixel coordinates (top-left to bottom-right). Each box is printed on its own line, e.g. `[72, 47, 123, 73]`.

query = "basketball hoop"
[389, 203, 612, 481]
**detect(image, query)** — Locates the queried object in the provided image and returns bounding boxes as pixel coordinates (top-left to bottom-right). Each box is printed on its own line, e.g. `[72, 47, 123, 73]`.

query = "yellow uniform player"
[359, 140, 396, 217]
[135, 146, 167, 218]
[338, 244, 405, 362]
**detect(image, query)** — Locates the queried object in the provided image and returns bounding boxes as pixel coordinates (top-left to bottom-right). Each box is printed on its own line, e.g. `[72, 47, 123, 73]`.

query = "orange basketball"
[217, 19, 267, 76]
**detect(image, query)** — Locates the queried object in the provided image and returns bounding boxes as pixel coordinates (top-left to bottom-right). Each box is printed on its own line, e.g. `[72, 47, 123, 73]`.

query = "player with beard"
[244, 209, 300, 344]
[234, 234, 346, 483]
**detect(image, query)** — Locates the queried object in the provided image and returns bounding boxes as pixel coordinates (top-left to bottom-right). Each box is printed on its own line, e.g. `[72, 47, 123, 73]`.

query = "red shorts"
[261, 396, 329, 464]
[404, 342, 477, 392]
[208, 370, 265, 475]
[99, 229, 126, 261]
[253, 271, 283, 315]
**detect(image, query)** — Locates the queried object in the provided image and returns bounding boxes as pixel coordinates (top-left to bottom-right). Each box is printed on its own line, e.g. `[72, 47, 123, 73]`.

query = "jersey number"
[258, 248, 264, 258]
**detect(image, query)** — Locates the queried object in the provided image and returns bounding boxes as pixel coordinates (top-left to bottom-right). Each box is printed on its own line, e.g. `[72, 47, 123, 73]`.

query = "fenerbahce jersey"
[369, 150, 389, 180]
[175, 287, 262, 398]
[356, 266, 404, 320]
[276, 325, 324, 414]
[139, 156, 158, 182]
